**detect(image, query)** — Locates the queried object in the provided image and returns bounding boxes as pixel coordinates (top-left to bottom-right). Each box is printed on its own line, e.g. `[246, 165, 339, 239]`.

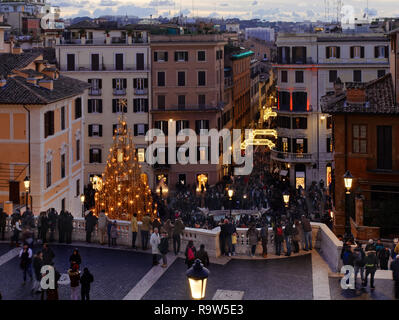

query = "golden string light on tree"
[94, 115, 156, 221]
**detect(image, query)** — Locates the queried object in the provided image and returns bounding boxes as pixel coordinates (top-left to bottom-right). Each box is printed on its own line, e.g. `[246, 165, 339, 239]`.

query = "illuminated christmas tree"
[94, 116, 156, 221]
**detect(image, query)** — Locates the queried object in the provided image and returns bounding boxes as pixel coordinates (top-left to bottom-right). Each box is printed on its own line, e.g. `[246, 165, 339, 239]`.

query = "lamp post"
[80, 194, 85, 217]
[23, 176, 30, 208]
[343, 170, 354, 242]
[228, 188, 234, 216]
[186, 259, 210, 300]
[283, 191, 290, 208]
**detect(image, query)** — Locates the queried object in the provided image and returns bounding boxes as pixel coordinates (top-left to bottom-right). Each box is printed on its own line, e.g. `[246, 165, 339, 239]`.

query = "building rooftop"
[0, 52, 42, 77]
[321, 74, 399, 115]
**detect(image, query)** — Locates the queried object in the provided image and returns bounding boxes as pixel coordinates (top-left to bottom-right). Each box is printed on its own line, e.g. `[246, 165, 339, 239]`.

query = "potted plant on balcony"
[79, 29, 86, 44]
[104, 29, 111, 44]
[127, 29, 133, 44]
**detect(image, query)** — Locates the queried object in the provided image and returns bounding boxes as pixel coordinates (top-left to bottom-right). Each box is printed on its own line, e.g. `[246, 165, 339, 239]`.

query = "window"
[278, 91, 290, 111]
[326, 138, 333, 153]
[198, 71, 206, 86]
[292, 46, 306, 64]
[75, 97, 82, 119]
[174, 51, 188, 62]
[76, 139, 80, 161]
[195, 120, 209, 135]
[198, 51, 206, 61]
[216, 50, 223, 60]
[67, 54, 75, 71]
[282, 138, 290, 152]
[377, 126, 392, 170]
[112, 99, 127, 113]
[133, 78, 148, 90]
[374, 46, 388, 59]
[154, 51, 168, 62]
[137, 148, 145, 162]
[154, 121, 168, 135]
[76, 179, 80, 197]
[136, 53, 144, 70]
[350, 46, 364, 59]
[329, 70, 338, 83]
[88, 79, 102, 95]
[326, 46, 340, 59]
[157, 95, 165, 110]
[277, 116, 291, 129]
[133, 124, 148, 136]
[157, 71, 165, 87]
[61, 153, 65, 178]
[281, 70, 288, 83]
[113, 123, 127, 136]
[46, 161, 51, 188]
[177, 71, 186, 86]
[91, 53, 99, 71]
[198, 94, 206, 107]
[326, 116, 332, 129]
[295, 71, 304, 83]
[294, 138, 308, 154]
[88, 124, 102, 137]
[133, 98, 149, 112]
[89, 148, 102, 163]
[352, 124, 367, 154]
[115, 53, 124, 70]
[60, 106, 65, 131]
[112, 78, 127, 95]
[378, 70, 386, 78]
[197, 146, 209, 162]
[44, 111, 54, 138]
[88, 99, 102, 113]
[178, 95, 186, 109]
[353, 70, 362, 82]
[278, 47, 290, 64]
[176, 120, 189, 135]
[292, 92, 307, 112]
[292, 117, 307, 129]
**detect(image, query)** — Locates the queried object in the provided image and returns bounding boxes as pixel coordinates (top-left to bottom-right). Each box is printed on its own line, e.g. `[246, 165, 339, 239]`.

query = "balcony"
[89, 88, 102, 96]
[60, 37, 147, 45]
[134, 88, 148, 95]
[270, 150, 313, 162]
[113, 88, 126, 96]
[61, 64, 150, 72]
[224, 77, 233, 89]
[152, 103, 223, 113]
[276, 57, 316, 65]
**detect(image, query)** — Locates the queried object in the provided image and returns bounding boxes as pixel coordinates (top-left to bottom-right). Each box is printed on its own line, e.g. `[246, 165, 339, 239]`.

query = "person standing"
[69, 249, 82, 268]
[363, 250, 378, 289]
[196, 244, 210, 267]
[65, 211, 74, 244]
[131, 213, 138, 249]
[353, 244, 365, 287]
[98, 210, 108, 245]
[38, 212, 48, 244]
[11, 218, 22, 247]
[80, 267, 94, 301]
[365, 239, 376, 252]
[150, 227, 161, 266]
[47, 208, 58, 243]
[273, 222, 284, 256]
[85, 211, 97, 243]
[172, 217, 185, 255]
[390, 254, 399, 299]
[247, 224, 259, 257]
[292, 220, 301, 253]
[32, 251, 43, 294]
[301, 215, 312, 251]
[141, 213, 152, 250]
[58, 210, 66, 243]
[378, 247, 391, 270]
[260, 224, 269, 258]
[42, 243, 55, 266]
[284, 220, 293, 257]
[43, 263, 61, 300]
[110, 221, 118, 246]
[0, 208, 7, 241]
[107, 220, 112, 247]
[392, 239, 399, 260]
[185, 240, 197, 268]
[158, 231, 169, 268]
[19, 244, 33, 285]
[68, 263, 81, 300]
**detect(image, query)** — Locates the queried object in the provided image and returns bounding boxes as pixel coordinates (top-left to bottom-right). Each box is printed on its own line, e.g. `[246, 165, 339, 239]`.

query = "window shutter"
[88, 99, 92, 113]
[112, 99, 116, 113]
[165, 52, 168, 61]
[88, 79, 92, 86]
[99, 125, 103, 137]
[134, 124, 138, 136]
[350, 47, 354, 58]
[88, 124, 93, 136]
[89, 149, 93, 163]
[99, 100, 103, 113]
[195, 120, 200, 135]
[304, 139, 308, 153]
[374, 46, 379, 58]
[99, 149, 102, 163]
[164, 121, 168, 135]
[123, 78, 127, 88]
[144, 99, 148, 112]
[326, 47, 330, 59]
[133, 78, 137, 88]
[133, 99, 137, 112]
[123, 103, 127, 113]
[361, 46, 365, 58]
[112, 79, 116, 88]
[145, 124, 149, 133]
[154, 51, 158, 62]
[385, 46, 389, 58]
[99, 79, 102, 89]
[288, 138, 292, 153]
[185, 52, 188, 61]
[174, 52, 178, 61]
[336, 47, 340, 58]
[144, 78, 148, 88]
[293, 140, 297, 153]
[197, 147, 200, 162]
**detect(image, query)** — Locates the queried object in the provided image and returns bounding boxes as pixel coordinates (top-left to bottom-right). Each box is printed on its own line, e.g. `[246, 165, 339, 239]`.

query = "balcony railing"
[60, 37, 147, 45]
[224, 77, 233, 88]
[61, 64, 150, 72]
[113, 88, 126, 96]
[134, 88, 148, 95]
[270, 149, 313, 162]
[277, 57, 316, 65]
[89, 88, 102, 96]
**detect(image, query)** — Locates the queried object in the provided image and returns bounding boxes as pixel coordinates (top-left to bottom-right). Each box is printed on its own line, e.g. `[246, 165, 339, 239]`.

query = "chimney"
[346, 88, 366, 104]
[334, 77, 344, 97]
[26, 77, 37, 85]
[12, 47, 22, 54]
[41, 68, 57, 79]
[38, 79, 53, 90]
[35, 61, 47, 73]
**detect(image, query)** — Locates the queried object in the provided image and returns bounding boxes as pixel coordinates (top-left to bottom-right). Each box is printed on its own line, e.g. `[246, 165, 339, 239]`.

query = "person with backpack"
[19, 244, 33, 285]
[158, 231, 169, 268]
[150, 227, 161, 266]
[80, 267, 94, 301]
[273, 222, 284, 256]
[185, 240, 196, 268]
[363, 250, 378, 289]
[260, 224, 269, 258]
[353, 244, 365, 287]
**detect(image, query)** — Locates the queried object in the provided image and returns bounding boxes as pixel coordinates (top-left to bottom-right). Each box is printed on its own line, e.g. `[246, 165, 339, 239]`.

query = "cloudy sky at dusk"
[54, 0, 399, 21]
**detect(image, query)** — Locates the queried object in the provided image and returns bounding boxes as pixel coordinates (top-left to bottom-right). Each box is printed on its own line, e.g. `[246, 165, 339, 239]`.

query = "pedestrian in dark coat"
[390, 255, 399, 299]
[260, 224, 269, 258]
[80, 267, 94, 301]
[47, 208, 58, 242]
[65, 212, 74, 244]
[378, 247, 390, 270]
[58, 210, 66, 243]
[38, 212, 48, 244]
[69, 249, 82, 268]
[42, 243, 55, 265]
[363, 250, 378, 289]
[0, 208, 7, 241]
[273, 223, 284, 256]
[85, 211, 97, 243]
[185, 240, 197, 268]
[247, 224, 259, 257]
[196, 244, 209, 267]
[32, 251, 43, 293]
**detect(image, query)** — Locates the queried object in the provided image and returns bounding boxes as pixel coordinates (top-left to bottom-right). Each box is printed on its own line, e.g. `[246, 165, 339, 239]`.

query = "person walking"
[68, 263, 81, 300]
[247, 224, 259, 257]
[353, 244, 365, 287]
[69, 249, 82, 268]
[390, 254, 399, 299]
[85, 211, 97, 243]
[150, 227, 161, 266]
[141, 213, 152, 250]
[19, 244, 33, 285]
[260, 224, 269, 258]
[284, 220, 293, 257]
[0, 208, 7, 241]
[11, 218, 22, 247]
[292, 220, 301, 253]
[32, 251, 43, 294]
[392, 239, 399, 260]
[172, 217, 185, 255]
[131, 213, 138, 249]
[80, 267, 94, 301]
[231, 232, 237, 256]
[110, 221, 118, 246]
[58, 210, 66, 243]
[365, 239, 376, 252]
[42, 243, 55, 266]
[98, 210, 108, 245]
[196, 244, 209, 267]
[378, 247, 391, 270]
[158, 231, 169, 268]
[363, 250, 378, 289]
[301, 215, 312, 251]
[185, 240, 197, 268]
[273, 222, 284, 256]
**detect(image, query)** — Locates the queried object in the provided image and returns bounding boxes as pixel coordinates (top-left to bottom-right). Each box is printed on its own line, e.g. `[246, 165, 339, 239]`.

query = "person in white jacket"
[150, 228, 160, 266]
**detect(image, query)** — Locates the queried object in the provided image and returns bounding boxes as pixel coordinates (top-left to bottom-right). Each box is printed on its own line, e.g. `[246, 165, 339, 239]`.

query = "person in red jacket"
[68, 263, 80, 300]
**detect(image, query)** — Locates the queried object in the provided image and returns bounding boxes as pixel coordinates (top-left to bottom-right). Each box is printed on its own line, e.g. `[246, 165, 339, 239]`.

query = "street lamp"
[343, 170, 354, 242]
[23, 176, 30, 208]
[80, 194, 85, 217]
[228, 189, 234, 216]
[186, 259, 210, 300]
[283, 191, 290, 208]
